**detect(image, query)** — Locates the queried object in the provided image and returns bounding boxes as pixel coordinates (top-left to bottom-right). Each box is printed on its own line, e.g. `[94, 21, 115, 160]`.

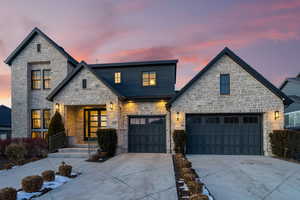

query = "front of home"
[4, 28, 292, 155]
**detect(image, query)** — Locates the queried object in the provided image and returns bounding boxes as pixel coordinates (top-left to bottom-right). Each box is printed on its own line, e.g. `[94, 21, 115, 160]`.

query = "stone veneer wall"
[10, 34, 70, 137]
[170, 55, 284, 155]
[119, 101, 171, 153]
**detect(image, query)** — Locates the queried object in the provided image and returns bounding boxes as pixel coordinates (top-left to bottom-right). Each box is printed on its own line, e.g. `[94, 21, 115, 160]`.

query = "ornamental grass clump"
[41, 170, 55, 182]
[183, 173, 196, 182]
[190, 194, 209, 200]
[180, 167, 193, 177]
[58, 162, 72, 177]
[21, 175, 43, 193]
[178, 159, 192, 168]
[0, 187, 17, 200]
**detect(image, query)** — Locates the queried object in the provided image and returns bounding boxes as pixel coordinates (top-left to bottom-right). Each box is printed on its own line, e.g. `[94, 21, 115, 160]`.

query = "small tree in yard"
[48, 111, 65, 137]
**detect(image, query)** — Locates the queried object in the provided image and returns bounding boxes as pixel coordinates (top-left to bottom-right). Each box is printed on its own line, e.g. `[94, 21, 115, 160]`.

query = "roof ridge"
[4, 27, 78, 66]
[89, 59, 178, 68]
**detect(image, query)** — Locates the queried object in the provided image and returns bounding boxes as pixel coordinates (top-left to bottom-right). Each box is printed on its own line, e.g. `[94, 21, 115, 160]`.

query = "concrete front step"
[48, 152, 90, 158]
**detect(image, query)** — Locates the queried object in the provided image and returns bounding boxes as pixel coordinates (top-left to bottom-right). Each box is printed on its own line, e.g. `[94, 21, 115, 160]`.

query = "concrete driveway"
[188, 155, 300, 200]
[0, 154, 177, 200]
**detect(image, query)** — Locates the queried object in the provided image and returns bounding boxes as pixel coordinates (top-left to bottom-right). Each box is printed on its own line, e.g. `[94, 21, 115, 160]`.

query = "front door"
[84, 109, 107, 141]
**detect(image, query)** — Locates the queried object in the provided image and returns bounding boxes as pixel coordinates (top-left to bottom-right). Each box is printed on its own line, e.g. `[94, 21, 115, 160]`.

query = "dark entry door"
[128, 116, 166, 153]
[186, 114, 262, 155]
[84, 109, 107, 140]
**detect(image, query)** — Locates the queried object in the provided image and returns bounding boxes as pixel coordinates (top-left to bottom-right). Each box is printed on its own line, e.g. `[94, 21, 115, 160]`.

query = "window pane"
[114, 72, 121, 83]
[32, 70, 41, 89]
[143, 72, 156, 86]
[32, 110, 41, 129]
[220, 74, 230, 95]
[43, 110, 51, 129]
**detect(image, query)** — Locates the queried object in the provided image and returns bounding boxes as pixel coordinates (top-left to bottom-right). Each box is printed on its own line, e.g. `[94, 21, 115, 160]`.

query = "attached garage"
[128, 116, 166, 153]
[186, 114, 263, 155]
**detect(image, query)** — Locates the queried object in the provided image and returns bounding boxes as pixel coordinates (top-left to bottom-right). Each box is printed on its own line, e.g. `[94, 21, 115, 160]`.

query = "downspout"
[167, 105, 172, 154]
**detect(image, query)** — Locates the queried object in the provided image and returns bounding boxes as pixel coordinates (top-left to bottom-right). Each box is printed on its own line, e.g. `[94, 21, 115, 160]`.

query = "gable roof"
[167, 47, 293, 107]
[47, 61, 125, 101]
[4, 27, 78, 66]
[279, 77, 300, 90]
[0, 105, 11, 128]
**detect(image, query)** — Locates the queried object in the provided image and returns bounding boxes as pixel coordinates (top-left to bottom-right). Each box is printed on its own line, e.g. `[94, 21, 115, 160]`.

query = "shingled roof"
[4, 27, 78, 66]
[0, 105, 11, 128]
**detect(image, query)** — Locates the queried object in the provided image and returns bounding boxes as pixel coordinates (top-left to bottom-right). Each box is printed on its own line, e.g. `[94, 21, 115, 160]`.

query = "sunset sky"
[0, 0, 299, 107]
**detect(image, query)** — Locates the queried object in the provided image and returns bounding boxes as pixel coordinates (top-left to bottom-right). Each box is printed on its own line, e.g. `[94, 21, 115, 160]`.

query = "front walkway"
[0, 154, 177, 200]
[188, 155, 300, 200]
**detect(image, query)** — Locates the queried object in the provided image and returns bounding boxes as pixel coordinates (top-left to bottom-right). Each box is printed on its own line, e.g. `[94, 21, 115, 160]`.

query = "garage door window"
[206, 117, 220, 124]
[224, 116, 239, 124]
[243, 116, 258, 123]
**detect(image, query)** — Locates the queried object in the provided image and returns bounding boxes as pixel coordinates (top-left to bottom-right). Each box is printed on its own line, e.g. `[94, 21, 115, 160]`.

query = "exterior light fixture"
[55, 103, 59, 111]
[176, 112, 180, 121]
[274, 111, 279, 120]
[110, 102, 113, 110]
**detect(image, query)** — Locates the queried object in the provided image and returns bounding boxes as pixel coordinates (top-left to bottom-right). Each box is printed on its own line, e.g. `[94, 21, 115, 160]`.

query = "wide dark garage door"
[186, 114, 262, 155]
[128, 116, 166, 153]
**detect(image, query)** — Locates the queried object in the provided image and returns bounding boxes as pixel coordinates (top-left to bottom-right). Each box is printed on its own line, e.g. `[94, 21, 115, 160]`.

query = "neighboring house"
[0, 105, 11, 139]
[280, 73, 300, 130]
[4, 27, 292, 155]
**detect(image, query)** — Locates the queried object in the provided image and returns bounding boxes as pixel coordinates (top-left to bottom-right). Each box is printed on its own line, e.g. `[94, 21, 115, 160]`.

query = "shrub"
[3, 163, 14, 170]
[187, 181, 203, 195]
[21, 175, 43, 193]
[0, 138, 48, 158]
[96, 129, 118, 157]
[180, 168, 193, 177]
[173, 130, 186, 154]
[183, 173, 196, 182]
[0, 187, 17, 200]
[270, 130, 300, 159]
[58, 162, 72, 177]
[41, 170, 55, 182]
[48, 111, 65, 137]
[178, 159, 192, 168]
[5, 143, 27, 164]
[190, 194, 209, 200]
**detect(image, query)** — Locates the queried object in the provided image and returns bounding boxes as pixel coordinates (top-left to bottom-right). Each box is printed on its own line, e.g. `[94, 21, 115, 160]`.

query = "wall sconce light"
[109, 102, 113, 110]
[274, 111, 279, 120]
[176, 112, 180, 121]
[55, 103, 59, 111]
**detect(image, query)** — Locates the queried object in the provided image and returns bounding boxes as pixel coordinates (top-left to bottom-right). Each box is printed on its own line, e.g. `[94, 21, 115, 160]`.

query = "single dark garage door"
[128, 116, 166, 153]
[186, 114, 262, 155]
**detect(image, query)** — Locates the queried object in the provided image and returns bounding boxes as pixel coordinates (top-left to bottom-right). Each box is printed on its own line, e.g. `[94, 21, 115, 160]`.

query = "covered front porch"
[61, 104, 117, 145]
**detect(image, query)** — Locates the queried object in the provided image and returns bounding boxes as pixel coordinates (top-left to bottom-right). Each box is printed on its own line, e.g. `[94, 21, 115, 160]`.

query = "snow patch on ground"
[17, 175, 74, 200]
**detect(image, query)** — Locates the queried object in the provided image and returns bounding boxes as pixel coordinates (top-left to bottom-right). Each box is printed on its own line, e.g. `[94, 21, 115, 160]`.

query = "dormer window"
[114, 72, 121, 84]
[37, 44, 41, 53]
[142, 72, 156, 86]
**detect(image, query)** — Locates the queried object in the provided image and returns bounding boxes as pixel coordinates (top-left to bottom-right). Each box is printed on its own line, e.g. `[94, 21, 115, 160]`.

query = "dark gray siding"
[92, 64, 176, 97]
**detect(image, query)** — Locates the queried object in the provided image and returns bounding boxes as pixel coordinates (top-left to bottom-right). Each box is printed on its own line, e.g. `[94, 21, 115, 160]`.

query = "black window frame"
[114, 72, 121, 84]
[43, 69, 51, 89]
[31, 109, 41, 129]
[142, 71, 156, 87]
[31, 70, 41, 90]
[220, 74, 230, 95]
[82, 79, 87, 89]
[43, 109, 51, 129]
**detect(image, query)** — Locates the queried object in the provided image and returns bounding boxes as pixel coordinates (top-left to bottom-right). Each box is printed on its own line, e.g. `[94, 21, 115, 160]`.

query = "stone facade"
[170, 55, 284, 155]
[10, 34, 70, 137]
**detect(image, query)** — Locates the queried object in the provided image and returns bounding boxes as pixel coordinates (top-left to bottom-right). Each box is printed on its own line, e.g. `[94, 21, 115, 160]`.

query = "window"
[224, 116, 239, 124]
[82, 79, 87, 89]
[220, 74, 230, 95]
[31, 70, 41, 89]
[32, 131, 47, 139]
[32, 110, 41, 129]
[37, 44, 41, 52]
[100, 110, 107, 127]
[114, 72, 121, 84]
[206, 117, 220, 124]
[43, 70, 51, 89]
[43, 109, 51, 129]
[142, 72, 156, 86]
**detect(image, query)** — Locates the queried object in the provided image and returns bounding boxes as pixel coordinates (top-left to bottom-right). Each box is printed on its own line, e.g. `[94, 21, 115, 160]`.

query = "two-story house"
[4, 28, 292, 155]
[280, 73, 300, 130]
